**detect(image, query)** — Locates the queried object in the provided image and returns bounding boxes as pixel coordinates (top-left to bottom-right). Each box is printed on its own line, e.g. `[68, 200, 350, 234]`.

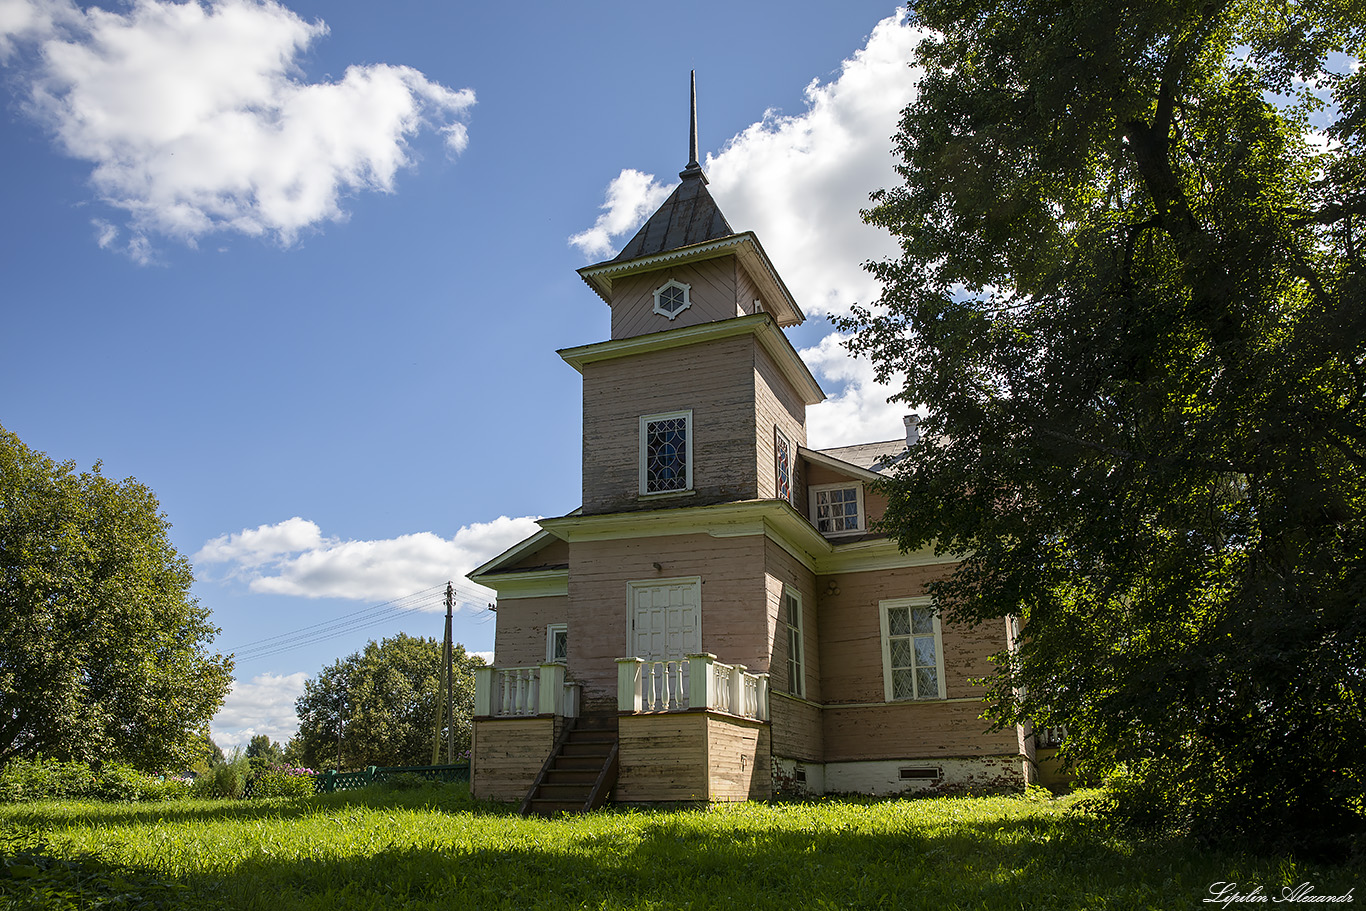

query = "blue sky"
[0, 0, 925, 750]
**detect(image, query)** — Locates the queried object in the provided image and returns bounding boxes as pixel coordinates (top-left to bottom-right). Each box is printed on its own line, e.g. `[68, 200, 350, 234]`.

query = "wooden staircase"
[519, 714, 619, 817]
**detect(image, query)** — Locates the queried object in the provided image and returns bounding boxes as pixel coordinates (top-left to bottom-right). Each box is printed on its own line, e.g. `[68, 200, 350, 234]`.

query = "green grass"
[1, 786, 1359, 910]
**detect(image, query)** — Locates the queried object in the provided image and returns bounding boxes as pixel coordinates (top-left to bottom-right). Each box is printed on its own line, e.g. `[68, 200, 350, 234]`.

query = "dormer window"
[810, 482, 865, 535]
[653, 280, 692, 320]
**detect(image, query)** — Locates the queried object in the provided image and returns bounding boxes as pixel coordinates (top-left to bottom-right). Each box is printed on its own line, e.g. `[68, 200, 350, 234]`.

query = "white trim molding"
[878, 596, 947, 702]
[639, 409, 693, 495]
[652, 279, 692, 320]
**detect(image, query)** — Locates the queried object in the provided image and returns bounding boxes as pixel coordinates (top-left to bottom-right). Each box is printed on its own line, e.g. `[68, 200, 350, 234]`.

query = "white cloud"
[196, 515, 541, 604]
[2, 0, 475, 257]
[800, 331, 910, 448]
[211, 670, 308, 749]
[568, 168, 675, 259]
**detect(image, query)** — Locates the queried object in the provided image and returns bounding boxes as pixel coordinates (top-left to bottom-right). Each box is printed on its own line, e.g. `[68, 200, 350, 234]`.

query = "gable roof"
[811, 439, 908, 477]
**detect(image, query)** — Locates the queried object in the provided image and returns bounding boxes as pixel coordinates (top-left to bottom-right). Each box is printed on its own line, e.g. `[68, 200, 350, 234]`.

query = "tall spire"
[680, 70, 706, 183]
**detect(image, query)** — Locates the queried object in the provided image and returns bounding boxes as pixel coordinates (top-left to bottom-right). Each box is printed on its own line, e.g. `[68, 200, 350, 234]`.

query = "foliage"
[248, 766, 316, 799]
[1, 830, 188, 911]
[244, 736, 284, 775]
[838, 1, 1366, 855]
[0, 791, 1358, 909]
[292, 633, 484, 770]
[0, 757, 190, 803]
[189, 751, 251, 800]
[0, 426, 234, 772]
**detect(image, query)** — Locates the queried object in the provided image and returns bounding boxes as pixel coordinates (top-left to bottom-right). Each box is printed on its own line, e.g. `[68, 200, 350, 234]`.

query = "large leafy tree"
[292, 633, 482, 770]
[0, 426, 234, 771]
[840, 1, 1365, 852]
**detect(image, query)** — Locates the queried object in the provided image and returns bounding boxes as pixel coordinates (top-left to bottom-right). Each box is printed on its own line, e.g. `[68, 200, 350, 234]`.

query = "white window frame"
[809, 482, 866, 535]
[878, 597, 947, 702]
[639, 410, 693, 495]
[546, 623, 568, 664]
[774, 427, 793, 505]
[782, 586, 805, 697]
[652, 279, 692, 320]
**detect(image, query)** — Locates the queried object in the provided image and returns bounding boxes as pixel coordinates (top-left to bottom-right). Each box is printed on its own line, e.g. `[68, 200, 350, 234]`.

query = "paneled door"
[630, 578, 701, 662]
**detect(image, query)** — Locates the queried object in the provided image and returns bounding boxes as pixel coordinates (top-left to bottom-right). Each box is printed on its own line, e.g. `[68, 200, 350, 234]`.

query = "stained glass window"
[775, 429, 792, 504]
[642, 412, 691, 493]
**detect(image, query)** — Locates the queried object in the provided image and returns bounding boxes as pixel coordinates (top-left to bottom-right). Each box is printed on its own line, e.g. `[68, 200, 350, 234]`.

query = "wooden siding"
[471, 717, 555, 801]
[492, 595, 568, 668]
[503, 536, 569, 571]
[754, 341, 809, 501]
[816, 564, 999, 703]
[822, 701, 1018, 762]
[735, 262, 767, 318]
[706, 715, 770, 801]
[567, 533, 769, 710]
[770, 692, 823, 763]
[581, 335, 759, 514]
[616, 712, 771, 802]
[616, 712, 709, 801]
[610, 258, 739, 340]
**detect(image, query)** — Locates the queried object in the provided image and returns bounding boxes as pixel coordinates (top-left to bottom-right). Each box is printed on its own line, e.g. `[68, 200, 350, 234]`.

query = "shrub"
[0, 758, 191, 803]
[190, 760, 247, 799]
[250, 767, 316, 799]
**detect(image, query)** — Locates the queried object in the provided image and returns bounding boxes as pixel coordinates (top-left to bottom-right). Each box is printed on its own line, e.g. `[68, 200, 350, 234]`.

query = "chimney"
[904, 414, 921, 447]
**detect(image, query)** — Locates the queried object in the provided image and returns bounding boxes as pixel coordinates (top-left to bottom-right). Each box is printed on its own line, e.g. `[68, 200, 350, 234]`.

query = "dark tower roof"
[610, 71, 736, 263]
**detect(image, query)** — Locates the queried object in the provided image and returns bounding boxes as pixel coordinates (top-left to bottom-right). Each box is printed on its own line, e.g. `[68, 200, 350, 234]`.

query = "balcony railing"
[617, 654, 769, 722]
[474, 663, 581, 719]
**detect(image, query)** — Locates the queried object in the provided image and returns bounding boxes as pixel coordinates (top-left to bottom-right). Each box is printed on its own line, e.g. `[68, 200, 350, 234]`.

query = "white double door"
[630, 578, 701, 662]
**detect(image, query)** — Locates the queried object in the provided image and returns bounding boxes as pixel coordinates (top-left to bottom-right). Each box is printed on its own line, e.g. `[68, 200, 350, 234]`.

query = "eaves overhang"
[798, 446, 885, 483]
[538, 499, 833, 571]
[577, 232, 804, 328]
[557, 312, 825, 406]
[472, 568, 569, 600]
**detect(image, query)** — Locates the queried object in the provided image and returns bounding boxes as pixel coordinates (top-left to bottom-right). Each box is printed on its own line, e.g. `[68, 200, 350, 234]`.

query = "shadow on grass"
[0, 784, 506, 830]
[5, 797, 1360, 911]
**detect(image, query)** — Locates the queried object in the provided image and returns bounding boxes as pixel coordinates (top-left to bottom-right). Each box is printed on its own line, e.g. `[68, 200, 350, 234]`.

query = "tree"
[839, 1, 1365, 854]
[292, 633, 483, 770]
[244, 734, 284, 772]
[0, 426, 234, 771]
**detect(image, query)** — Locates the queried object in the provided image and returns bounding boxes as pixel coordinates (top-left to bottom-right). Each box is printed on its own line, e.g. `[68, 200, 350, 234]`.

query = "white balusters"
[614, 653, 769, 721]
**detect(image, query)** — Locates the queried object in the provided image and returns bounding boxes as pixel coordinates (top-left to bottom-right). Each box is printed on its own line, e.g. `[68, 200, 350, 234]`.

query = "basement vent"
[899, 767, 941, 781]
[794, 767, 807, 783]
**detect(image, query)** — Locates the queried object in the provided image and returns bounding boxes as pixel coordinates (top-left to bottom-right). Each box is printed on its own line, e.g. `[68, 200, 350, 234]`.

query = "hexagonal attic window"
[653, 279, 692, 320]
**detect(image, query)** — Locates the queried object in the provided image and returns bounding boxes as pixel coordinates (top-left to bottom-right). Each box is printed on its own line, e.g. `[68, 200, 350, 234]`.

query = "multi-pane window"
[783, 587, 805, 697]
[880, 599, 944, 701]
[546, 624, 568, 663]
[652, 279, 692, 320]
[810, 483, 864, 534]
[640, 411, 692, 494]
[774, 428, 793, 504]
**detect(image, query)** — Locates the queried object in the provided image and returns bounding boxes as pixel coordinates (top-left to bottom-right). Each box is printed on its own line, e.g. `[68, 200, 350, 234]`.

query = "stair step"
[546, 770, 599, 785]
[553, 756, 607, 771]
[567, 730, 616, 743]
[561, 742, 613, 757]
[538, 783, 594, 799]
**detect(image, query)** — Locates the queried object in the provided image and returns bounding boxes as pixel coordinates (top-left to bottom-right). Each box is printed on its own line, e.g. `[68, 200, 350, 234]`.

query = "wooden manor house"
[467, 81, 1040, 813]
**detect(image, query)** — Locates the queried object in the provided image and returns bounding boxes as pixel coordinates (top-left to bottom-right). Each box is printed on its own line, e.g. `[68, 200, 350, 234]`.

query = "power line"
[225, 580, 495, 665]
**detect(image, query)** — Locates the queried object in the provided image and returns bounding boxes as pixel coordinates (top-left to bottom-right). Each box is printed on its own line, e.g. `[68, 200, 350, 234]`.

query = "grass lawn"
[1, 786, 1359, 910]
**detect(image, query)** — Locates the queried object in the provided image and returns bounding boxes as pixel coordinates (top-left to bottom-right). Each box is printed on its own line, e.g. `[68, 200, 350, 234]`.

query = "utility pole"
[431, 582, 455, 764]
